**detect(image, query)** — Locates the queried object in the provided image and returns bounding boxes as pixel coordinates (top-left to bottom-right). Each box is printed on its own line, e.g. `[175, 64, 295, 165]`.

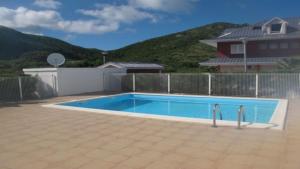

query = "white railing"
[2, 73, 299, 102]
[0, 76, 57, 102]
[105, 73, 300, 98]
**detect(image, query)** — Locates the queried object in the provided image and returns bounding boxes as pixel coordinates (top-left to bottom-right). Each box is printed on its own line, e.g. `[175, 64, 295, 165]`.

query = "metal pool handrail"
[212, 104, 223, 128]
[212, 104, 246, 129]
[237, 105, 246, 129]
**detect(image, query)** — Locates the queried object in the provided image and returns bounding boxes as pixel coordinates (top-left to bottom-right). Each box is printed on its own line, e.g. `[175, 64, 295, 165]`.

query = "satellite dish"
[47, 53, 65, 67]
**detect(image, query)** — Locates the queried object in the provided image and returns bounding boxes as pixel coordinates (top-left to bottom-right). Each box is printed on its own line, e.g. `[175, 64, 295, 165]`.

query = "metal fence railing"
[103, 73, 133, 93]
[0, 77, 20, 102]
[135, 73, 168, 93]
[0, 76, 56, 103]
[258, 73, 300, 98]
[170, 74, 209, 95]
[211, 73, 256, 97]
[105, 73, 300, 99]
[2, 73, 299, 103]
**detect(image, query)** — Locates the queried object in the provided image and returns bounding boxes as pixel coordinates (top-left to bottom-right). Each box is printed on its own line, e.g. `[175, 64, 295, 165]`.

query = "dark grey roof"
[199, 57, 291, 66]
[98, 62, 164, 69]
[210, 17, 300, 42]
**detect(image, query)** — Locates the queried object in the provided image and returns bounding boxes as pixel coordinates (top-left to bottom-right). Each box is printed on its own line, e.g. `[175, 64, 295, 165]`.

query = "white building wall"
[23, 67, 126, 96]
[23, 68, 58, 97]
[56, 68, 102, 96]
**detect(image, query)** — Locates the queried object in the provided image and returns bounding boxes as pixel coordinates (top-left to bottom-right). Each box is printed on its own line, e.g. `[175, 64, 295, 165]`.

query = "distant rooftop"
[201, 17, 300, 46]
[98, 62, 164, 70]
[199, 57, 292, 66]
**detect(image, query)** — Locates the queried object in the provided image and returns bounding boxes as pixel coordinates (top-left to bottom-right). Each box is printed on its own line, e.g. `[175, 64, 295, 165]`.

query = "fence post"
[54, 75, 59, 96]
[208, 73, 212, 95]
[18, 77, 23, 101]
[255, 73, 259, 97]
[133, 73, 136, 92]
[167, 73, 170, 94]
[299, 73, 300, 91]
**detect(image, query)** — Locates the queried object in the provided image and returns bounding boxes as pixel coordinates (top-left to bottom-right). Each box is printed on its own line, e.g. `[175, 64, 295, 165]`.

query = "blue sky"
[0, 0, 299, 50]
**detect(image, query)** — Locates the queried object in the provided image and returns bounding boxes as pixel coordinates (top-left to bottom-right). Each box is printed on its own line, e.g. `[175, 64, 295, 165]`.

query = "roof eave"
[126, 67, 164, 70]
[199, 62, 278, 67]
[98, 62, 124, 69]
[199, 40, 218, 47]
[203, 34, 300, 44]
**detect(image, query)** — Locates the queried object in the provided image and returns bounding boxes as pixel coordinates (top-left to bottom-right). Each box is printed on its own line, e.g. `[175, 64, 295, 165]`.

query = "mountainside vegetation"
[0, 26, 105, 75]
[111, 23, 242, 72]
[0, 23, 242, 76]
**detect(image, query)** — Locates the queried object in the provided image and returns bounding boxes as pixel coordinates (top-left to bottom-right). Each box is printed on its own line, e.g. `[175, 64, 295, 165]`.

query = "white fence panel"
[258, 73, 300, 98]
[109, 73, 300, 99]
[170, 74, 209, 95]
[211, 73, 256, 97]
[0, 76, 56, 102]
[3, 72, 300, 103]
[135, 73, 168, 93]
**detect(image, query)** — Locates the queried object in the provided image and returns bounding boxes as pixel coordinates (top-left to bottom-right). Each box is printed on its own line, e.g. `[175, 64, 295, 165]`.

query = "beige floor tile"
[1, 96, 300, 169]
[43, 151, 77, 163]
[79, 160, 116, 169]
[4, 156, 36, 169]
[145, 161, 182, 169]
[118, 147, 143, 157]
[216, 162, 252, 169]
[18, 161, 49, 169]
[160, 153, 188, 163]
[86, 148, 114, 158]
[102, 153, 129, 163]
[117, 156, 154, 169]
[181, 158, 215, 169]
[62, 156, 93, 169]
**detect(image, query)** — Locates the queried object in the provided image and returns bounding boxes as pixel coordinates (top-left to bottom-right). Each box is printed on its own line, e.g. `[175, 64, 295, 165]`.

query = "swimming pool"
[46, 93, 288, 129]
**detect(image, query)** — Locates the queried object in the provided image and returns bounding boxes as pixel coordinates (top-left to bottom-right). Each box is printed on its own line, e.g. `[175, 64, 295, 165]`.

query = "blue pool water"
[60, 94, 278, 124]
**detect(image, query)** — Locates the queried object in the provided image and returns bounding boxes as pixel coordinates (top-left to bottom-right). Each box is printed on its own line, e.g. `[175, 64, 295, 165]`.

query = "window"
[230, 44, 244, 54]
[271, 24, 282, 33]
[280, 42, 289, 49]
[259, 43, 267, 50]
[253, 26, 261, 30]
[269, 43, 278, 49]
[291, 42, 300, 49]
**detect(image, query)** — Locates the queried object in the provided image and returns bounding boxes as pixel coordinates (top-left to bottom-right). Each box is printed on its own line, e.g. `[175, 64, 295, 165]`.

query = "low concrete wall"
[23, 68, 58, 96]
[23, 68, 126, 96]
[57, 68, 102, 96]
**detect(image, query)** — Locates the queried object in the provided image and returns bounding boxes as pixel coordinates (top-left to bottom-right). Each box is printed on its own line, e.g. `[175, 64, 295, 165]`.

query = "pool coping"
[43, 93, 288, 130]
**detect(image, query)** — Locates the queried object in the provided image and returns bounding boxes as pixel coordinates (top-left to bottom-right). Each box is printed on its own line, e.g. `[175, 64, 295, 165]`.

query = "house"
[98, 62, 164, 73]
[200, 17, 300, 72]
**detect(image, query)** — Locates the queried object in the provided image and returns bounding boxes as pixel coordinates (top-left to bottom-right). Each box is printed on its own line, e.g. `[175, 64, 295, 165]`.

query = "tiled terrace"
[0, 95, 299, 169]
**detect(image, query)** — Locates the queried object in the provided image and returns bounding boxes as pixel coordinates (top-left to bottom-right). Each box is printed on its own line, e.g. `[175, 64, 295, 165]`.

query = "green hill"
[0, 26, 104, 60]
[111, 22, 242, 72]
[0, 26, 106, 75]
[0, 22, 241, 76]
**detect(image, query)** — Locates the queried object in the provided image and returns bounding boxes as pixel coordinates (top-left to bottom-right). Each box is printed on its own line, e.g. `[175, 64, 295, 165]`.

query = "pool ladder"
[237, 105, 246, 129]
[212, 104, 245, 129]
[212, 104, 223, 128]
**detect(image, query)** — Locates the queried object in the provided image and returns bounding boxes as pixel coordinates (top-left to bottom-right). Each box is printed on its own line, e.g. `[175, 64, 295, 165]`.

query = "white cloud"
[78, 5, 157, 24]
[58, 20, 119, 34]
[129, 0, 199, 12]
[123, 28, 137, 33]
[0, 0, 193, 35]
[34, 0, 61, 9]
[0, 5, 155, 35]
[0, 7, 61, 29]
